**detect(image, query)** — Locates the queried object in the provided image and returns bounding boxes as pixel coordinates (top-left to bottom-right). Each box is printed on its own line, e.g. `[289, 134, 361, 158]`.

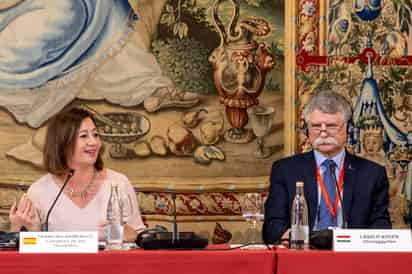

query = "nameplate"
[19, 232, 98, 253]
[333, 229, 412, 252]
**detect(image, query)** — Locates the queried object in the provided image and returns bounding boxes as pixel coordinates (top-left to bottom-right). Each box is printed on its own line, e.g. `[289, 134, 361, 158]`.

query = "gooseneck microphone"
[135, 191, 208, 249]
[44, 169, 74, 232]
[171, 192, 179, 243]
[331, 165, 348, 228]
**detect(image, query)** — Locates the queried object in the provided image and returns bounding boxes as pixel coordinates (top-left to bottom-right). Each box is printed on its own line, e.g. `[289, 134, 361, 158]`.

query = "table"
[275, 248, 412, 274]
[0, 247, 276, 274]
[2, 246, 411, 274]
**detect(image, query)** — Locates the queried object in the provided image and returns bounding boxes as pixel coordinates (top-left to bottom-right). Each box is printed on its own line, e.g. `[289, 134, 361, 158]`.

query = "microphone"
[135, 191, 208, 250]
[171, 192, 179, 243]
[44, 169, 74, 232]
[331, 165, 348, 228]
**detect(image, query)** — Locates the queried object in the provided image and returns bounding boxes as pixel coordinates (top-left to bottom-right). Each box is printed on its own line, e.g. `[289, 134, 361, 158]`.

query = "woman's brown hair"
[43, 107, 104, 175]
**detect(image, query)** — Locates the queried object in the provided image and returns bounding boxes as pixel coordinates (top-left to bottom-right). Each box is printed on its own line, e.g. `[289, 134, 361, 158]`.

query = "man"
[262, 90, 391, 244]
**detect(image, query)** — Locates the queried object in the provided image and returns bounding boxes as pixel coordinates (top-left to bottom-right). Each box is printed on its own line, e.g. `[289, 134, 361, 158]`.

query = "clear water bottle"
[290, 181, 309, 250]
[105, 184, 124, 250]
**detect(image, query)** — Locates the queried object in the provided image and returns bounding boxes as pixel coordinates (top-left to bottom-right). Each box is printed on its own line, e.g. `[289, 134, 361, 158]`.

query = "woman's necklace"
[65, 169, 97, 200]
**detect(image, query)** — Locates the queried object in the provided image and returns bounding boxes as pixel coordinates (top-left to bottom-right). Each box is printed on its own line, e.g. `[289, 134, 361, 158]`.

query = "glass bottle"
[105, 184, 124, 250]
[290, 181, 309, 250]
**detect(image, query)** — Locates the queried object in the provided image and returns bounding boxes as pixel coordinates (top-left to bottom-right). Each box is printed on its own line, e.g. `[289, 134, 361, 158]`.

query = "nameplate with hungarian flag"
[19, 232, 98, 253]
[333, 229, 412, 252]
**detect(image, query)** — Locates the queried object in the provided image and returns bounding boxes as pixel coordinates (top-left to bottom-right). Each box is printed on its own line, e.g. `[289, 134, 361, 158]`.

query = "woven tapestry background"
[284, 0, 412, 228]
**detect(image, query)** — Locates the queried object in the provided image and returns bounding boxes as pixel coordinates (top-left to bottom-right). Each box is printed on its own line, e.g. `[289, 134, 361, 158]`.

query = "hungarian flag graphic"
[336, 235, 351, 243]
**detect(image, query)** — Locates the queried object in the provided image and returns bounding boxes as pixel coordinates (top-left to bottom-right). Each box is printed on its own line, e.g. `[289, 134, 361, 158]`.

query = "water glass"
[242, 193, 264, 244]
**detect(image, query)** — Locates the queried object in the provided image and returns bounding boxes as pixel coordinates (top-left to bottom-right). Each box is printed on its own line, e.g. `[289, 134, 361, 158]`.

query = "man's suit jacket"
[262, 150, 391, 244]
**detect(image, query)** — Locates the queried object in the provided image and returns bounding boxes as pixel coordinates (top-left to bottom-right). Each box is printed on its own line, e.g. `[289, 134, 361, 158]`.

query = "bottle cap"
[296, 181, 304, 187]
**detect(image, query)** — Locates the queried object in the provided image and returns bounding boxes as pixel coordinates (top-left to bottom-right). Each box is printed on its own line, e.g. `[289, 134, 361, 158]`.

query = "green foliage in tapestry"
[152, 38, 216, 94]
[379, 67, 412, 117]
[153, 0, 283, 94]
[393, 0, 412, 35]
[154, 0, 219, 94]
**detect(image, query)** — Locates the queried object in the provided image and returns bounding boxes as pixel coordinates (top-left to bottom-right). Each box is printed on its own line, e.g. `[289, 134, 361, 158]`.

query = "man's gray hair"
[303, 90, 352, 123]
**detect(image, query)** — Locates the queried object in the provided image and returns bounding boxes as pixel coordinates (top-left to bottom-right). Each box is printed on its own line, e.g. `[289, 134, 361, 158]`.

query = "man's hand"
[280, 228, 290, 246]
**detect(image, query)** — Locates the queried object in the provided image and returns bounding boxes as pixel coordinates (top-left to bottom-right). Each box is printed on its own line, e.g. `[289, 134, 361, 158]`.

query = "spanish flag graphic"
[23, 237, 37, 245]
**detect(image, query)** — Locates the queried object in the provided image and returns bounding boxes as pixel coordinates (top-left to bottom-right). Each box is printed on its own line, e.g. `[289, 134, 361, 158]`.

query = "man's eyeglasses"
[308, 123, 345, 134]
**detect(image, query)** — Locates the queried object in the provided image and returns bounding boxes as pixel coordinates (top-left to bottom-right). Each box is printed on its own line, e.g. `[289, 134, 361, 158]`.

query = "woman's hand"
[124, 224, 138, 242]
[99, 222, 138, 242]
[98, 220, 108, 241]
[9, 194, 36, 232]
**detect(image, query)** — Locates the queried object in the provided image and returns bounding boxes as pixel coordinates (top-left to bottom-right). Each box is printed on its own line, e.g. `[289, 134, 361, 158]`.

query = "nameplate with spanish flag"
[333, 229, 412, 252]
[19, 232, 98, 253]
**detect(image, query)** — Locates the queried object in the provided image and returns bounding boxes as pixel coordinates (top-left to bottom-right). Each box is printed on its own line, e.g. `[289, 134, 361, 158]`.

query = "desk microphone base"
[136, 232, 208, 250]
[310, 229, 333, 250]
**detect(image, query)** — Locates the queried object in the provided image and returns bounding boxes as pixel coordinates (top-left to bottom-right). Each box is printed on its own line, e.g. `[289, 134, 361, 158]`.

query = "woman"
[9, 107, 146, 241]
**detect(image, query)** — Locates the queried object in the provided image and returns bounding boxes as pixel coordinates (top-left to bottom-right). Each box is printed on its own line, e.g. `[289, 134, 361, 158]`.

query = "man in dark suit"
[263, 90, 391, 244]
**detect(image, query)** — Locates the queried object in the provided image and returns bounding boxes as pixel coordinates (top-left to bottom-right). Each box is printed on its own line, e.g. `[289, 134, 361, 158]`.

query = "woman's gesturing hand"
[9, 194, 37, 232]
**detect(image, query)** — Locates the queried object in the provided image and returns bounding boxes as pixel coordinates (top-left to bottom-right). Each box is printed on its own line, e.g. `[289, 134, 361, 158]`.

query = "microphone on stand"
[171, 192, 179, 243]
[135, 191, 208, 250]
[44, 169, 74, 232]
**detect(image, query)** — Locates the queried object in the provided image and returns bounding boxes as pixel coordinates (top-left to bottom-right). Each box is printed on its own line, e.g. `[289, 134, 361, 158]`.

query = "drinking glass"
[242, 193, 264, 244]
[247, 105, 275, 158]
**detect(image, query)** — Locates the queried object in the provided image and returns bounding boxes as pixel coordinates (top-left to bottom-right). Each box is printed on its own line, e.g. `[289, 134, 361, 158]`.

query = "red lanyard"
[316, 162, 345, 218]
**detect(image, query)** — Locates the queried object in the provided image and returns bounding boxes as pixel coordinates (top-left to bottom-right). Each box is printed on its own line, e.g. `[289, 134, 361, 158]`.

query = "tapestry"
[0, 0, 284, 182]
[288, 0, 412, 228]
